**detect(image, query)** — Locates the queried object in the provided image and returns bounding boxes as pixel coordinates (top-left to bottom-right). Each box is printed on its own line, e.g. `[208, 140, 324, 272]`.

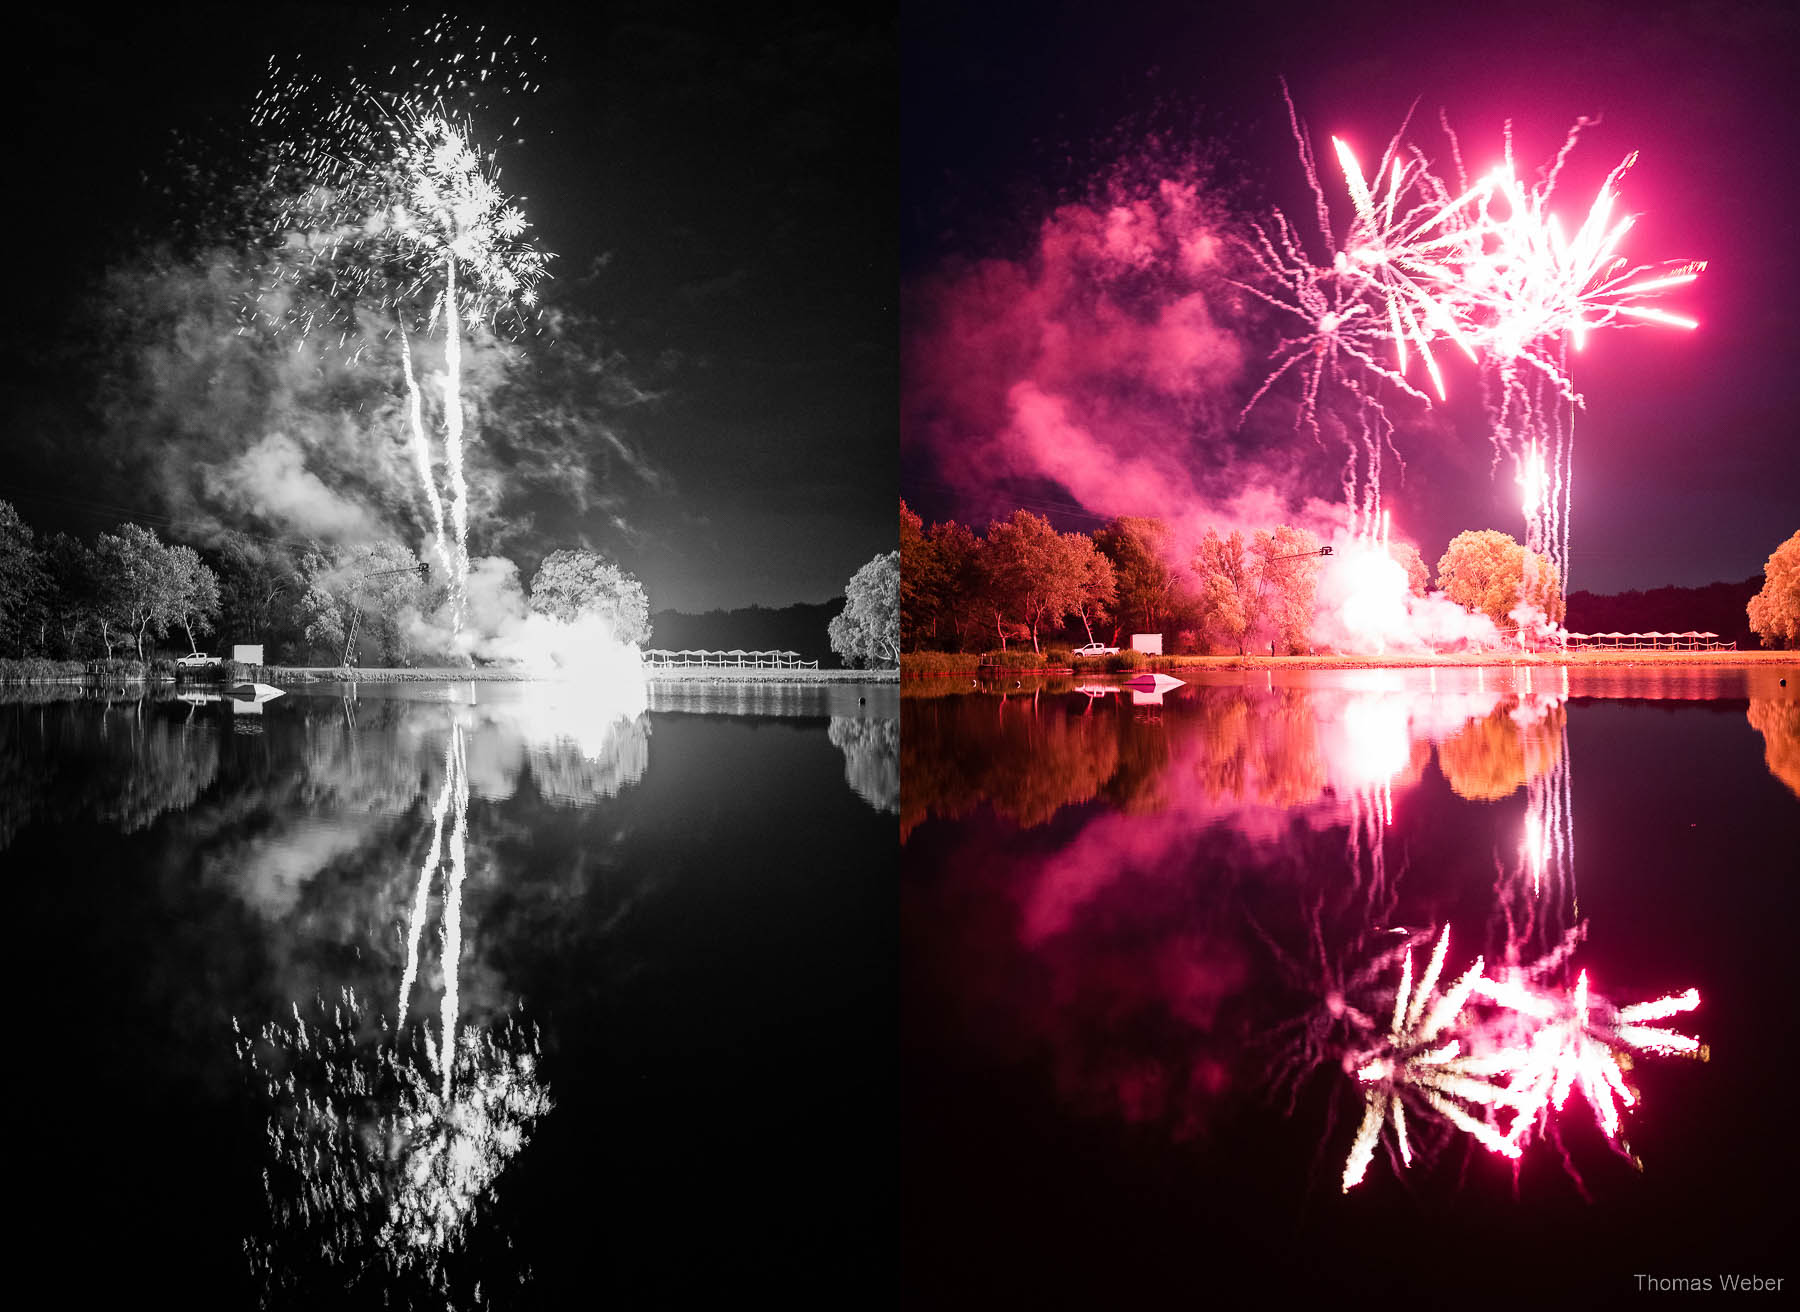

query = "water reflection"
[7, 678, 892, 1302]
[237, 993, 550, 1306]
[0, 695, 220, 845]
[232, 690, 654, 1305]
[830, 716, 899, 814]
[904, 680, 1571, 843]
[1747, 697, 1800, 799]
[900, 670, 1797, 1195]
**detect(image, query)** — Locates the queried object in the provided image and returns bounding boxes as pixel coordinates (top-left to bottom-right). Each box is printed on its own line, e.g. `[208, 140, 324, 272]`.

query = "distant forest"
[650, 600, 846, 666]
[1565, 577, 1764, 649]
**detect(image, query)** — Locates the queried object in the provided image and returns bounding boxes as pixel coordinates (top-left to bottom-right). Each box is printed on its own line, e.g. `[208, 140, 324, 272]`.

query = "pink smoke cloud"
[906, 172, 1353, 552]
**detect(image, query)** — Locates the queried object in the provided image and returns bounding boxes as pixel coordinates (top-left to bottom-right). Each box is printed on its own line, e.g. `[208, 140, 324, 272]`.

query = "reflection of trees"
[525, 715, 650, 805]
[1190, 689, 1329, 807]
[240, 990, 551, 1306]
[1437, 701, 1566, 801]
[0, 696, 220, 848]
[902, 697, 1121, 839]
[829, 715, 899, 814]
[1747, 698, 1800, 799]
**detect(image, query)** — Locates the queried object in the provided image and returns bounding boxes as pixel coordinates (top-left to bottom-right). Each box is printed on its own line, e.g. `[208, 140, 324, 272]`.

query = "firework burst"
[1245, 98, 1702, 618]
[245, 20, 552, 638]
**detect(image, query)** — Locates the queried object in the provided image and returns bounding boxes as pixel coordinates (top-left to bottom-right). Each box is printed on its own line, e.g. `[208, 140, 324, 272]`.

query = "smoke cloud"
[73, 249, 664, 596]
[905, 168, 1360, 553]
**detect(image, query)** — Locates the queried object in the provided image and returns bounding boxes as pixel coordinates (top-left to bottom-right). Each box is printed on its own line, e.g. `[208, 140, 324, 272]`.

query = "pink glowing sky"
[902, 0, 1799, 593]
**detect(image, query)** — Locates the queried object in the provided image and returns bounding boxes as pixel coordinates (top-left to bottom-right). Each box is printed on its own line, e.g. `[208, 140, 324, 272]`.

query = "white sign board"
[1130, 633, 1163, 655]
[232, 645, 264, 666]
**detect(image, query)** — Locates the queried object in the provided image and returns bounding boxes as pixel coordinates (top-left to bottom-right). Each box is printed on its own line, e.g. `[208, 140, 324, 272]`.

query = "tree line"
[0, 499, 651, 667]
[900, 499, 1568, 656]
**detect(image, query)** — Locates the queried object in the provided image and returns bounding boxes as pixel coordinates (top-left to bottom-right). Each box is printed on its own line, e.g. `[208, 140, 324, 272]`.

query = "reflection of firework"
[1329, 923, 1703, 1192]
[237, 989, 551, 1303]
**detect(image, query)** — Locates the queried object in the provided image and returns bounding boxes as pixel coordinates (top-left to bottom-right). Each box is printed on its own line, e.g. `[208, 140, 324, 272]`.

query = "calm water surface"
[7, 679, 896, 1307]
[902, 665, 1798, 1306]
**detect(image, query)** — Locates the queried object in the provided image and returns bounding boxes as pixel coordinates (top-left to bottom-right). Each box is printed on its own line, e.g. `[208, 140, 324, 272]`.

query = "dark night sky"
[902, 0, 1799, 593]
[4, 4, 895, 614]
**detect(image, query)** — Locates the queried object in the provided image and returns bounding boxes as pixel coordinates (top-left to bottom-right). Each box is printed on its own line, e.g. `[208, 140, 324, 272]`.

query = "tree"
[0, 500, 50, 657]
[216, 538, 304, 656]
[1258, 526, 1322, 652]
[527, 549, 651, 646]
[1095, 517, 1179, 637]
[1436, 530, 1565, 628]
[984, 511, 1081, 654]
[1747, 530, 1800, 649]
[1193, 526, 1321, 655]
[927, 519, 985, 652]
[41, 533, 102, 657]
[93, 523, 195, 661]
[829, 551, 900, 667]
[1063, 532, 1117, 645]
[171, 545, 223, 654]
[899, 499, 937, 650]
[1391, 541, 1430, 597]
[297, 542, 426, 666]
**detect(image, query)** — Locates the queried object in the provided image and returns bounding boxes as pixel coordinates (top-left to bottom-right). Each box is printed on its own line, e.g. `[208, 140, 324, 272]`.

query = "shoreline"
[261, 665, 896, 684]
[1140, 650, 1796, 671]
[903, 650, 1795, 678]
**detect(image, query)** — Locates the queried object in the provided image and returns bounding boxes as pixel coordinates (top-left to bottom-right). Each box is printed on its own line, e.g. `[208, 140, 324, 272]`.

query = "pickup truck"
[176, 652, 224, 670]
[1072, 642, 1121, 656]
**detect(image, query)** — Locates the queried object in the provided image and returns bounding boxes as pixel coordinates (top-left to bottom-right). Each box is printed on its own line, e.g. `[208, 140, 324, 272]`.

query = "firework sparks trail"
[438, 721, 469, 1101]
[398, 728, 459, 1031]
[1246, 98, 1702, 617]
[247, 22, 549, 638]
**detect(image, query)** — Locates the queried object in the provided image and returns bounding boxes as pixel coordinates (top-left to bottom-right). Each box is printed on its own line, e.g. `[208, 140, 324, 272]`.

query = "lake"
[6, 678, 897, 1307]
[902, 664, 1798, 1306]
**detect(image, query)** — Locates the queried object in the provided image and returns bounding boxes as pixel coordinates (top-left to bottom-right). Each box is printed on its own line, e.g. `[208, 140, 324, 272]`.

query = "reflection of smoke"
[829, 715, 899, 814]
[238, 990, 550, 1303]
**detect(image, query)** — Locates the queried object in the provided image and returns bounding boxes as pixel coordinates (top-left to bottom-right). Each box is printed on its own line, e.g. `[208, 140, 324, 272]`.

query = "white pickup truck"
[176, 652, 224, 670]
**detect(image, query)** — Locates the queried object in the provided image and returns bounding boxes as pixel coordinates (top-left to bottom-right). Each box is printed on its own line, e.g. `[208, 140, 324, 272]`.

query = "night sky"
[4, 4, 894, 614]
[902, 0, 1799, 594]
